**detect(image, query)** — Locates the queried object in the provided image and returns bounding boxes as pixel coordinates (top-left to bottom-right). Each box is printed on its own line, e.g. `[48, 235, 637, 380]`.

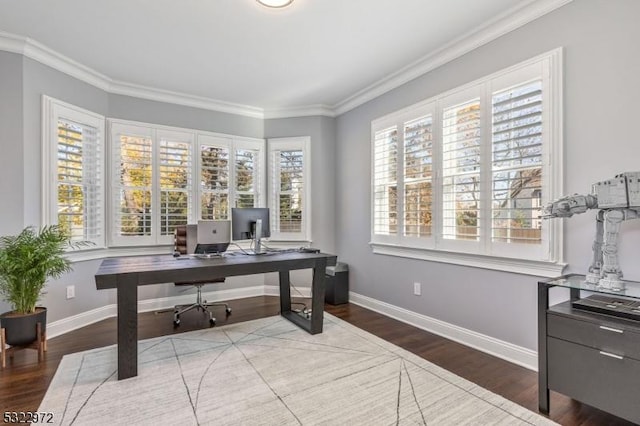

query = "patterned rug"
[39, 314, 555, 425]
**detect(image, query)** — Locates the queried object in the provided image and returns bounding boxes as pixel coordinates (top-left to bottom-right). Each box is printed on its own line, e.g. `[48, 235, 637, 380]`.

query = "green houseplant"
[0, 225, 80, 348]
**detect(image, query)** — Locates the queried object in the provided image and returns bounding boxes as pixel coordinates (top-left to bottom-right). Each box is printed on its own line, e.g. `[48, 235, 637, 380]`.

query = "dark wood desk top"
[95, 251, 337, 290]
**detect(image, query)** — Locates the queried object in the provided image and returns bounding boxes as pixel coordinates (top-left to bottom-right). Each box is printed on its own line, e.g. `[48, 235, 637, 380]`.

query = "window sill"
[65, 240, 313, 263]
[370, 242, 566, 277]
[65, 246, 174, 263]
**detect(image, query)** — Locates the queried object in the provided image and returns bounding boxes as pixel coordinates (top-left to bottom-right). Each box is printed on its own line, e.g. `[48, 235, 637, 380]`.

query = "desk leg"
[117, 277, 138, 380]
[538, 281, 549, 414]
[309, 258, 327, 335]
[279, 259, 328, 335]
[279, 270, 292, 314]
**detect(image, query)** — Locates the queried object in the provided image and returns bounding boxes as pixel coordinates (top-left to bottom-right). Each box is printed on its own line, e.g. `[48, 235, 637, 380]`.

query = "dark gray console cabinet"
[538, 274, 640, 424]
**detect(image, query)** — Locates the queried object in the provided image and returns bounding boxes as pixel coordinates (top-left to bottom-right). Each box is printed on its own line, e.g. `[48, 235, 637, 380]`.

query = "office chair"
[172, 225, 232, 327]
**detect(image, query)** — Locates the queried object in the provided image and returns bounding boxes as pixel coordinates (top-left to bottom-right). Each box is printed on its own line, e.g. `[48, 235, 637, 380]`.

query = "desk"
[95, 251, 337, 380]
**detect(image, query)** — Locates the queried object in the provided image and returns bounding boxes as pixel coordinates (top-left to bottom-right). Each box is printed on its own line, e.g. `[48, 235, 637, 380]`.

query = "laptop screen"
[195, 220, 231, 254]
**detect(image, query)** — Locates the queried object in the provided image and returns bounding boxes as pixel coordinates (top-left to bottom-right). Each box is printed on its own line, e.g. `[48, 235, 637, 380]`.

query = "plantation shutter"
[159, 137, 192, 236]
[491, 80, 543, 245]
[199, 138, 230, 220]
[235, 148, 260, 208]
[403, 116, 433, 238]
[56, 119, 102, 243]
[267, 137, 309, 241]
[273, 149, 304, 233]
[112, 128, 154, 242]
[373, 126, 398, 236]
[442, 99, 481, 241]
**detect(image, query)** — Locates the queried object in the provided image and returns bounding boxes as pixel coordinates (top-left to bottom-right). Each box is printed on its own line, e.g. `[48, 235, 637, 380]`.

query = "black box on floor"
[325, 262, 349, 305]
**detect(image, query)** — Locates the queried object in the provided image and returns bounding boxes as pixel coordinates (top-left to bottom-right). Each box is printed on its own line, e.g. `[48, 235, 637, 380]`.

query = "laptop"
[194, 220, 231, 255]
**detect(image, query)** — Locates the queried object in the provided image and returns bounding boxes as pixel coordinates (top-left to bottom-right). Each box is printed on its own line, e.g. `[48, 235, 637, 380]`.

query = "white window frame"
[109, 121, 196, 247]
[370, 49, 565, 277]
[42, 96, 106, 249]
[196, 132, 266, 222]
[233, 136, 267, 210]
[108, 119, 266, 248]
[268, 137, 311, 242]
[157, 128, 195, 242]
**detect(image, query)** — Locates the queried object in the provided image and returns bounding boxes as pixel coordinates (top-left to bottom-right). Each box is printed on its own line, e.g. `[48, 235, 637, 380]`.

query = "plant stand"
[1, 322, 46, 368]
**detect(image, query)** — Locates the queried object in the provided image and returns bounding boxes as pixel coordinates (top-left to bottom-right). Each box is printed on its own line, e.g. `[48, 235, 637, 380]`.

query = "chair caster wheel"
[225, 307, 232, 315]
[209, 319, 216, 326]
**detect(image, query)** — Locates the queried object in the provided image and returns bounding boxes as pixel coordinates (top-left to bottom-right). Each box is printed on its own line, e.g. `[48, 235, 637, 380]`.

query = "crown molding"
[0, 30, 265, 119]
[109, 80, 265, 119]
[263, 104, 335, 119]
[0, 30, 28, 55]
[332, 0, 574, 116]
[0, 30, 112, 91]
[0, 0, 571, 120]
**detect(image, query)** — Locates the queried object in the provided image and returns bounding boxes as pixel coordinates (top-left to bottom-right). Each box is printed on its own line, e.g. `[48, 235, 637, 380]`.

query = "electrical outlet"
[413, 282, 421, 296]
[66, 285, 75, 299]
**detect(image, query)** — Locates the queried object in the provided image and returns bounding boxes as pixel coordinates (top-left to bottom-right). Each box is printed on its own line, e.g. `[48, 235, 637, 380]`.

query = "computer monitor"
[231, 208, 270, 254]
[195, 220, 231, 255]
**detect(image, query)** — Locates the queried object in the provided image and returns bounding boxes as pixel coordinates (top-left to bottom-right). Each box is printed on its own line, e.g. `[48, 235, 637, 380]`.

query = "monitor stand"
[254, 219, 263, 254]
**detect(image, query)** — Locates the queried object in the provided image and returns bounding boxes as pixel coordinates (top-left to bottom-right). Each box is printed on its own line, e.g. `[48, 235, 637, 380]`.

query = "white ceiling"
[0, 0, 540, 114]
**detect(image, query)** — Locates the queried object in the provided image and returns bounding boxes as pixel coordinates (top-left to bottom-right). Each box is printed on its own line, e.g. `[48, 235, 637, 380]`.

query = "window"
[404, 116, 433, 239]
[110, 123, 194, 246]
[42, 97, 105, 248]
[373, 127, 398, 236]
[197, 135, 265, 220]
[268, 137, 311, 241]
[198, 136, 230, 220]
[159, 134, 192, 236]
[371, 50, 563, 271]
[110, 122, 266, 246]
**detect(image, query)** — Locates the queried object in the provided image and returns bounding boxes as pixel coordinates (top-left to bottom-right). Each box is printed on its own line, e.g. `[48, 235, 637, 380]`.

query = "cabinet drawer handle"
[599, 351, 624, 360]
[599, 325, 623, 334]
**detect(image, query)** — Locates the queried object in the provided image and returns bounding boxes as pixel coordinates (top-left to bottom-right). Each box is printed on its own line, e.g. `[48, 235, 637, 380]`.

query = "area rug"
[39, 314, 555, 425]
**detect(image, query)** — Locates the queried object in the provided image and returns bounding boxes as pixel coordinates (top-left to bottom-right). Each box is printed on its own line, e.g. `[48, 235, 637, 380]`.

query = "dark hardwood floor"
[0, 297, 634, 425]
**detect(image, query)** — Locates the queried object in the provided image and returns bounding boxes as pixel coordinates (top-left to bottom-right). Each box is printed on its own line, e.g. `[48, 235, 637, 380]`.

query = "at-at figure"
[544, 172, 640, 290]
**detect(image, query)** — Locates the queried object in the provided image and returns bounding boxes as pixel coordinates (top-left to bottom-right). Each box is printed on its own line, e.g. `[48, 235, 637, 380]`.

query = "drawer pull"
[599, 351, 624, 360]
[599, 325, 623, 334]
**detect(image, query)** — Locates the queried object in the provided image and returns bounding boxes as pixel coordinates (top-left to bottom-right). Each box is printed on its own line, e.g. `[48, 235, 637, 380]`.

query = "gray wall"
[335, 0, 640, 351]
[0, 52, 24, 314]
[0, 52, 24, 237]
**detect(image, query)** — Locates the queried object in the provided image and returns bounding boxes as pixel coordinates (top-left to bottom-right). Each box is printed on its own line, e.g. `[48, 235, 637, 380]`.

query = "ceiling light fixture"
[256, 0, 294, 8]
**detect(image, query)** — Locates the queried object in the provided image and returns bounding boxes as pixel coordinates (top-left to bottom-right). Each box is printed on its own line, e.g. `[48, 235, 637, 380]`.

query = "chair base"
[173, 285, 231, 327]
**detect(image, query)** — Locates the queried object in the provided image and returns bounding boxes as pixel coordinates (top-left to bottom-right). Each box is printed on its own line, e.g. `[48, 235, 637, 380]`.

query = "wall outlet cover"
[413, 282, 421, 296]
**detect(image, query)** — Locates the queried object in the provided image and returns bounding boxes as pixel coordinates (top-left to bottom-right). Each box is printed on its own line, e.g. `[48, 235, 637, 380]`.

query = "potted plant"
[0, 225, 81, 352]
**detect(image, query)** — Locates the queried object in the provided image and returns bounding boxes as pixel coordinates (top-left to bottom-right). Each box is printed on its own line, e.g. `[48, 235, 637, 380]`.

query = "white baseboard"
[46, 305, 116, 340]
[348, 292, 538, 371]
[47, 285, 265, 339]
